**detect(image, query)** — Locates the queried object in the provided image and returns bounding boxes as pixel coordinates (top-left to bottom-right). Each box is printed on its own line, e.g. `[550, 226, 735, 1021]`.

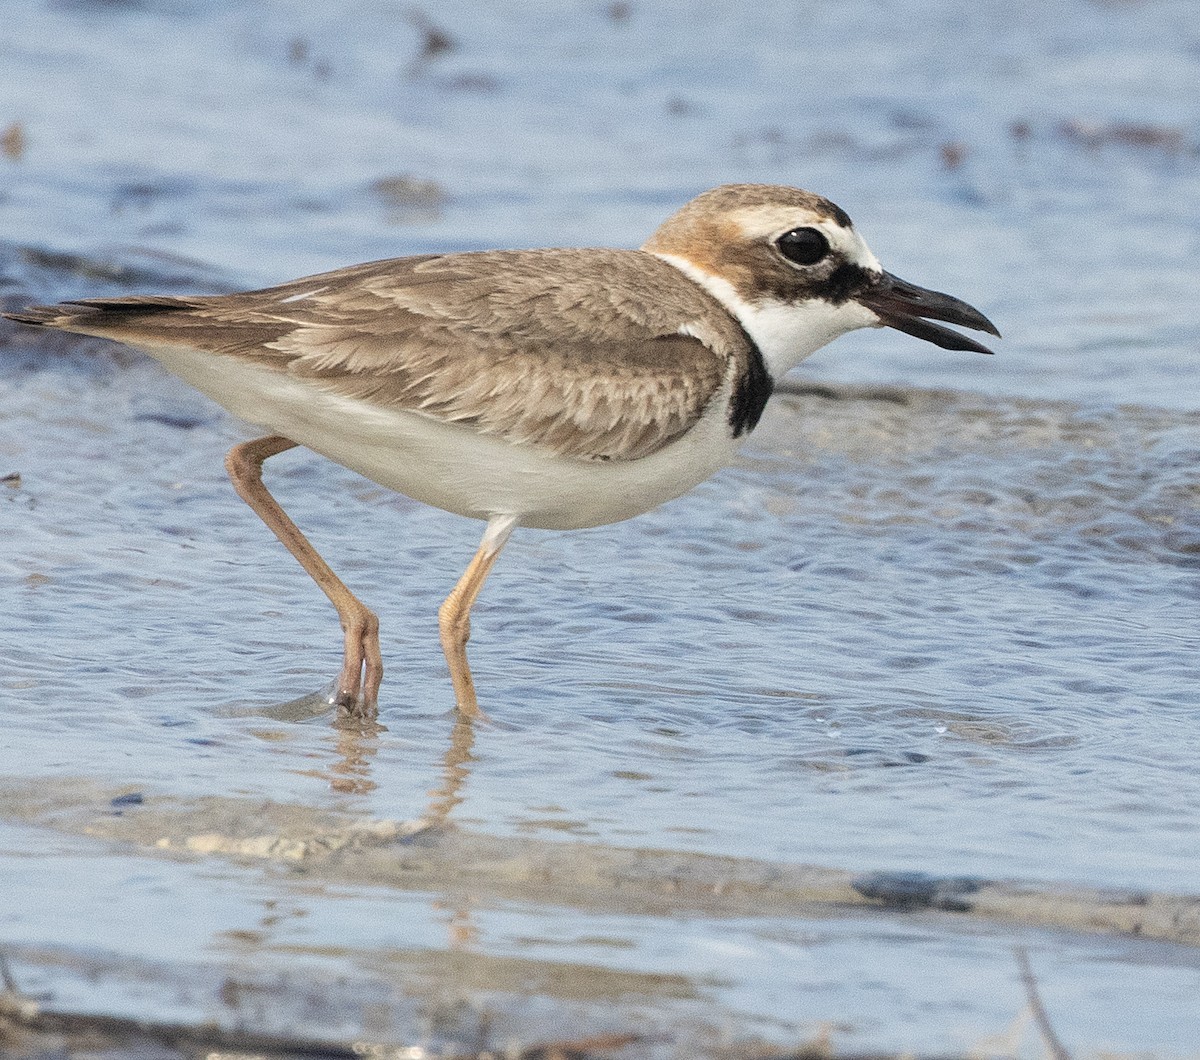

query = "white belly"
[144, 345, 742, 530]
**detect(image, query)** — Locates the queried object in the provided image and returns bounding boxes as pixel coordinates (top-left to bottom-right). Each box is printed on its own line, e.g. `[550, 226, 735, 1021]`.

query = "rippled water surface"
[2, 0, 1200, 1055]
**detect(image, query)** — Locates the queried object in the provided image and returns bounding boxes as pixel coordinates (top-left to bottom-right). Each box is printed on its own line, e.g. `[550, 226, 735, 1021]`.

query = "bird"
[4, 183, 999, 718]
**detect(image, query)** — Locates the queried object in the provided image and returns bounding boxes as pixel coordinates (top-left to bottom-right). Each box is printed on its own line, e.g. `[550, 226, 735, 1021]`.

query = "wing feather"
[8, 249, 748, 461]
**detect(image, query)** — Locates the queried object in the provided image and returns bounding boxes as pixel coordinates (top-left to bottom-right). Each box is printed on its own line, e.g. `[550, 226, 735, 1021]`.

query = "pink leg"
[225, 436, 382, 713]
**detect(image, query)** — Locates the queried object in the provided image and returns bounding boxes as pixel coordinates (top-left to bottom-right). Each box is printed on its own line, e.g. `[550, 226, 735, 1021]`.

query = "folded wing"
[9, 249, 743, 462]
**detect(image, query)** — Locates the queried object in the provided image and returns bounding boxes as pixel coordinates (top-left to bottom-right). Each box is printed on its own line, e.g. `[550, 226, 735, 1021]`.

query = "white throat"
[654, 253, 879, 380]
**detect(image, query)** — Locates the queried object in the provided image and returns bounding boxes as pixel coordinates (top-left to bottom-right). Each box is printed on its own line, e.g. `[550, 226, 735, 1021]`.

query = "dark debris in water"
[286, 36, 333, 81]
[404, 8, 465, 82]
[368, 175, 447, 223]
[1, 122, 25, 162]
[407, 8, 458, 61]
[853, 872, 983, 913]
[731, 111, 1198, 175]
[1056, 118, 1188, 153]
[1004, 116, 1196, 157]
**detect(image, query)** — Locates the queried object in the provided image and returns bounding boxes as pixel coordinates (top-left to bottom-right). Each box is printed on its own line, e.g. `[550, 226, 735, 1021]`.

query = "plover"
[6, 184, 998, 717]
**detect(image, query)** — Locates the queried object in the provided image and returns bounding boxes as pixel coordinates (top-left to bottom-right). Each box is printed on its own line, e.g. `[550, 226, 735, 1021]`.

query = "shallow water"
[2, 0, 1200, 1055]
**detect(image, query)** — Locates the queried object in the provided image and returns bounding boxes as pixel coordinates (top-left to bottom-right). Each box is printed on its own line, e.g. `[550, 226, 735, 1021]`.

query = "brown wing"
[8, 249, 747, 462]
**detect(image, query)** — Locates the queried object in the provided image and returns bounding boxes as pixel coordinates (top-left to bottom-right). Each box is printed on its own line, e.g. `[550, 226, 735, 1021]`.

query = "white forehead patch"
[731, 205, 882, 273]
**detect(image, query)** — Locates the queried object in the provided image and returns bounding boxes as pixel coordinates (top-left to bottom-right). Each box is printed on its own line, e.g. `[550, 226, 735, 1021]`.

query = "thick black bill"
[858, 271, 1000, 355]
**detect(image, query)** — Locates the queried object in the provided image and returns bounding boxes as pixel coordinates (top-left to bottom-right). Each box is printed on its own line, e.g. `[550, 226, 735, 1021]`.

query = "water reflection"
[427, 716, 483, 951]
[425, 715, 478, 827]
[305, 706, 478, 823]
[223, 682, 480, 819]
[434, 896, 481, 949]
[325, 712, 385, 796]
[238, 687, 486, 949]
[233, 686, 387, 795]
[315, 706, 477, 817]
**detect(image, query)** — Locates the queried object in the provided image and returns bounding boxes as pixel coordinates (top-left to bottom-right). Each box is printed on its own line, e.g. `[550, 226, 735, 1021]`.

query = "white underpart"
[654, 253, 880, 380]
[141, 343, 745, 532]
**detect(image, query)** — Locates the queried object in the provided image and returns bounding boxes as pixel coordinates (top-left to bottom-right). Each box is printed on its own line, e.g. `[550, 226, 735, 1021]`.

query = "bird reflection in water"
[246, 684, 480, 819]
[324, 710, 386, 795]
[239, 689, 485, 950]
[324, 708, 483, 948]
[309, 704, 479, 824]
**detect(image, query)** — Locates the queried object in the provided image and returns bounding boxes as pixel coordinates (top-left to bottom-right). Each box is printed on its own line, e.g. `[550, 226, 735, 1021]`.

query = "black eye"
[776, 227, 830, 266]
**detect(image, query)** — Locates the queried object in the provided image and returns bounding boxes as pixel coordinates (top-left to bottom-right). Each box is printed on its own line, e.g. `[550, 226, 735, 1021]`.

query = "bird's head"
[644, 183, 999, 377]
